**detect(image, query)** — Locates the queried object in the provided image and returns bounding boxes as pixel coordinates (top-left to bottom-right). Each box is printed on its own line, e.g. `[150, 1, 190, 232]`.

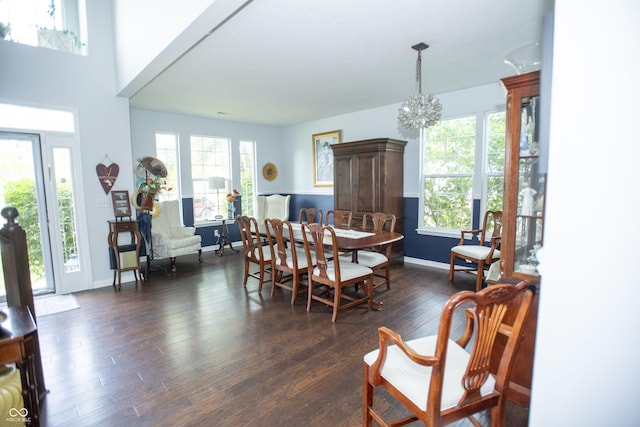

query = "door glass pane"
[53, 147, 80, 273]
[0, 135, 53, 296]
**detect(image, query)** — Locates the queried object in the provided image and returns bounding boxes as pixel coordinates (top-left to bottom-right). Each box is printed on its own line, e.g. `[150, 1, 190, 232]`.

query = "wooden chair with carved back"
[264, 218, 309, 305]
[363, 281, 535, 427]
[301, 223, 373, 323]
[449, 210, 502, 292]
[236, 216, 272, 292]
[298, 207, 323, 224]
[325, 209, 352, 229]
[355, 212, 396, 290]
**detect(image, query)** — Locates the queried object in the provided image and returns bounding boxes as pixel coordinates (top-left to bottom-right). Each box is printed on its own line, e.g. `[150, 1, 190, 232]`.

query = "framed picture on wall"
[111, 190, 131, 218]
[312, 130, 341, 187]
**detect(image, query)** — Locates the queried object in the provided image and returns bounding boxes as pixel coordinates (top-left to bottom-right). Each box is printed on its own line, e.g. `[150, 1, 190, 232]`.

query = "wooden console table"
[0, 306, 41, 427]
[107, 220, 142, 289]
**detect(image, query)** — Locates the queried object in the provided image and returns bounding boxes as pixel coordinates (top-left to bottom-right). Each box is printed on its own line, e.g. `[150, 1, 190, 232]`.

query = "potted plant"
[0, 22, 10, 40]
[37, 0, 84, 53]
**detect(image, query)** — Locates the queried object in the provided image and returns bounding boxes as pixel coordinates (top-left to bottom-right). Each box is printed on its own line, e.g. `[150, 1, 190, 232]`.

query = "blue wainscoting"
[186, 194, 481, 267]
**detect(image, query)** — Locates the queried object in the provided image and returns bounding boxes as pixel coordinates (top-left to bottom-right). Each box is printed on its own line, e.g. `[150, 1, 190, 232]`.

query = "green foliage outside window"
[423, 116, 476, 229]
[3, 179, 45, 278]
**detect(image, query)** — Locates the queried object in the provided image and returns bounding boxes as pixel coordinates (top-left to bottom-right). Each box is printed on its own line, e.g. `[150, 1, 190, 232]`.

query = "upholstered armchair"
[151, 200, 202, 271]
[256, 194, 290, 222]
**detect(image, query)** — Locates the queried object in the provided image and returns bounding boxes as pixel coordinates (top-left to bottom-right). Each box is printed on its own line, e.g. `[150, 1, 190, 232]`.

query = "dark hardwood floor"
[35, 250, 529, 426]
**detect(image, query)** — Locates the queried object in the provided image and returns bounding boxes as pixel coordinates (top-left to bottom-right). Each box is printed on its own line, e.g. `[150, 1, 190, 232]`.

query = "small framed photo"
[111, 190, 131, 218]
[312, 130, 341, 187]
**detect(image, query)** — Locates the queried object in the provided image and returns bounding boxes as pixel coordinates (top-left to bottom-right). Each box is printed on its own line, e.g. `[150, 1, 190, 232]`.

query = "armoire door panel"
[334, 156, 354, 211]
[354, 153, 377, 215]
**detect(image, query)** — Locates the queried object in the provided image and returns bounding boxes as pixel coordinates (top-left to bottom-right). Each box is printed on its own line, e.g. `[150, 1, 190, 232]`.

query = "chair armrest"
[455, 308, 475, 348]
[458, 229, 482, 245]
[368, 326, 438, 385]
[171, 226, 196, 237]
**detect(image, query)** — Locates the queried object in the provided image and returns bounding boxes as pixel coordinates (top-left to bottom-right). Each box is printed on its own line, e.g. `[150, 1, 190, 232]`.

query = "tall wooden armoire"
[331, 138, 406, 260]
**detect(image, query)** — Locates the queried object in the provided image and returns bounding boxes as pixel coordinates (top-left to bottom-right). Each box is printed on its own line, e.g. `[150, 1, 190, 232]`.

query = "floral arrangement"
[226, 189, 240, 203]
[139, 176, 171, 195]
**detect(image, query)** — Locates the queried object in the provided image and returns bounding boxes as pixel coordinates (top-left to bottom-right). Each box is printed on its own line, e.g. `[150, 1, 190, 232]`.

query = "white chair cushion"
[313, 260, 372, 281]
[356, 251, 388, 268]
[252, 245, 273, 262]
[363, 335, 496, 411]
[275, 248, 309, 269]
[451, 245, 500, 260]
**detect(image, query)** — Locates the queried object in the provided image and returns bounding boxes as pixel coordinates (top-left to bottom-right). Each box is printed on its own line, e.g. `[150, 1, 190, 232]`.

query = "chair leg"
[270, 269, 278, 297]
[363, 364, 374, 427]
[449, 252, 456, 281]
[385, 264, 391, 289]
[170, 257, 176, 272]
[258, 263, 265, 293]
[475, 261, 485, 292]
[290, 273, 298, 305]
[243, 259, 250, 287]
[332, 286, 341, 323]
[198, 249, 202, 263]
[490, 400, 506, 427]
[307, 280, 314, 312]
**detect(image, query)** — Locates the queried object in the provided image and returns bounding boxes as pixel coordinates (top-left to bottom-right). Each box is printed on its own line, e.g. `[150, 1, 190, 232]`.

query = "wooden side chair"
[355, 212, 396, 290]
[301, 223, 373, 323]
[325, 209, 352, 229]
[363, 281, 535, 427]
[264, 218, 309, 305]
[449, 210, 502, 292]
[236, 216, 272, 292]
[298, 208, 323, 224]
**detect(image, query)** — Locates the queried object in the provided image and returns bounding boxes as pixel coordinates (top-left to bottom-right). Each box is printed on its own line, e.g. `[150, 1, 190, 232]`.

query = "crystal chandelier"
[398, 42, 442, 129]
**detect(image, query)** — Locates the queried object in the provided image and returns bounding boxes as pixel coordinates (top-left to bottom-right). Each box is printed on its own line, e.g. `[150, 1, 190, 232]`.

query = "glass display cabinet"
[501, 71, 544, 282]
[494, 70, 543, 408]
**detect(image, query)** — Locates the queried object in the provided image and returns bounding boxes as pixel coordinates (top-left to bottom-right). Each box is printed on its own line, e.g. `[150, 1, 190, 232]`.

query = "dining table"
[256, 221, 404, 309]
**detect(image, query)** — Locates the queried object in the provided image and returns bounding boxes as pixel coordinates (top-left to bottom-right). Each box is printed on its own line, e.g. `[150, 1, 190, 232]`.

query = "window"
[422, 116, 476, 231]
[190, 135, 230, 221]
[420, 112, 505, 234]
[239, 140, 256, 216]
[0, 0, 87, 55]
[155, 132, 179, 201]
[485, 112, 506, 212]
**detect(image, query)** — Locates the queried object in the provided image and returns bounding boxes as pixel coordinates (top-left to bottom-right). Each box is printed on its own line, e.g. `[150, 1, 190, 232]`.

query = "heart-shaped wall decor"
[96, 163, 120, 194]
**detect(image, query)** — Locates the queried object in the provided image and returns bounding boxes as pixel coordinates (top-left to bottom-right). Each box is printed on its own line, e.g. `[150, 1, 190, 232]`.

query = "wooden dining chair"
[264, 218, 309, 305]
[298, 207, 323, 224]
[325, 209, 352, 229]
[236, 216, 273, 292]
[449, 210, 502, 292]
[363, 281, 535, 427]
[355, 212, 396, 290]
[301, 223, 373, 323]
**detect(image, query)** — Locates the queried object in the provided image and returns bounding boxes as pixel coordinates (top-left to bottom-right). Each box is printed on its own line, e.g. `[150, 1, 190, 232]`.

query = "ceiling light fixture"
[398, 42, 442, 129]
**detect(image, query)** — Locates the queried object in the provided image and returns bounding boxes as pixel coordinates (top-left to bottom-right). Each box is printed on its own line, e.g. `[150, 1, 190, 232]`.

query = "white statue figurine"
[520, 183, 537, 216]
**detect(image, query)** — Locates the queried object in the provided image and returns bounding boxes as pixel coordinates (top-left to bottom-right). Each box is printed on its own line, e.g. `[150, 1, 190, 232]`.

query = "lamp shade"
[208, 177, 226, 190]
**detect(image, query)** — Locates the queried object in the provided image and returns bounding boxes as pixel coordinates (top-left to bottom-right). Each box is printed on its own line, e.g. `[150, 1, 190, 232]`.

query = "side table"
[107, 220, 142, 289]
[216, 219, 238, 257]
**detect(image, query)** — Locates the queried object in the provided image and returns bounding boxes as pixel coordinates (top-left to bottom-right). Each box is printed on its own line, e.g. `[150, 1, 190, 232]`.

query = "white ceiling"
[129, 0, 554, 127]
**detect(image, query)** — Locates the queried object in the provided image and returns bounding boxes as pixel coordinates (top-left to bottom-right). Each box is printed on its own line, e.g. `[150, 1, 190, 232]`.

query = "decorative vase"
[227, 202, 236, 219]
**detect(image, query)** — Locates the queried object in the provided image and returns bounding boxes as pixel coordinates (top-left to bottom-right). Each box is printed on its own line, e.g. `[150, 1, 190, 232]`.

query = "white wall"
[0, 0, 133, 290]
[113, 0, 250, 97]
[283, 82, 505, 197]
[130, 108, 284, 196]
[529, 1, 640, 425]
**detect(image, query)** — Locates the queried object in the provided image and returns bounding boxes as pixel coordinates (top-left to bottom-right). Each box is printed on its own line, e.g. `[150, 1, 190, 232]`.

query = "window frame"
[417, 109, 505, 238]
